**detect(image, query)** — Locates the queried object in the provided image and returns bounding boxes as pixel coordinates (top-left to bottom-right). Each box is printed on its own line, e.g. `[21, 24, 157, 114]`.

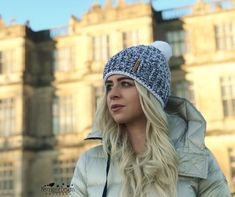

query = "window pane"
[220, 76, 235, 117]
[92, 35, 110, 61]
[122, 30, 141, 48]
[52, 95, 75, 134]
[166, 30, 186, 56]
[223, 100, 229, 116]
[0, 50, 16, 74]
[215, 23, 235, 50]
[172, 80, 195, 105]
[53, 159, 76, 185]
[0, 98, 16, 136]
[54, 48, 73, 71]
[94, 86, 104, 110]
[0, 162, 14, 195]
[52, 97, 60, 134]
[232, 99, 235, 115]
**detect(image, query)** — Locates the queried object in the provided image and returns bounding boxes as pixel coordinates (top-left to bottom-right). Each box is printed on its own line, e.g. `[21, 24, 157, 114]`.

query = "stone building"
[0, 0, 234, 196]
[153, 0, 235, 192]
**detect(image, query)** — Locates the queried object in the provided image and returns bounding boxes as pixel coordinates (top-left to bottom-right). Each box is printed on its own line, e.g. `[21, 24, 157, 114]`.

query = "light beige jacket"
[70, 97, 231, 197]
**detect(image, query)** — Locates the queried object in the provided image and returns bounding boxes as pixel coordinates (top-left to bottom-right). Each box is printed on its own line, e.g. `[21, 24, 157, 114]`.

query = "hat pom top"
[150, 41, 173, 62]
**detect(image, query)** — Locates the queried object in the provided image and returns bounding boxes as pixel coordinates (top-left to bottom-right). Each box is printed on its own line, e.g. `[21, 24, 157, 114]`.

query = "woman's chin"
[113, 117, 127, 124]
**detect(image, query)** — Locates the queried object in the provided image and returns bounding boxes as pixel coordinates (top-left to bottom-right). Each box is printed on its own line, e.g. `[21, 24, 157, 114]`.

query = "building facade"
[0, 0, 234, 196]
[153, 0, 235, 192]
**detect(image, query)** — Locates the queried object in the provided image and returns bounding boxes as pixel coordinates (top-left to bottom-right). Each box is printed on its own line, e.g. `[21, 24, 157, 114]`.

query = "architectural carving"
[192, 0, 211, 14]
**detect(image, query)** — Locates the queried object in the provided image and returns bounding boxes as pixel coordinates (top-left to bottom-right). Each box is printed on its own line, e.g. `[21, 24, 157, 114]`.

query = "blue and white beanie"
[103, 41, 172, 108]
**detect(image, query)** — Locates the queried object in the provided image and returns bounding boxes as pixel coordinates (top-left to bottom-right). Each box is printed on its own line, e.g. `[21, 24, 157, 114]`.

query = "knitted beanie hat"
[103, 41, 172, 107]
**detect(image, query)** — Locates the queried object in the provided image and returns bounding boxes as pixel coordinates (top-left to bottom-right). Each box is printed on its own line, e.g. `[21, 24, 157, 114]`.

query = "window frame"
[53, 158, 76, 185]
[0, 97, 16, 137]
[166, 30, 187, 57]
[172, 80, 196, 106]
[220, 76, 235, 117]
[92, 35, 110, 61]
[52, 95, 76, 134]
[214, 23, 235, 50]
[122, 30, 141, 48]
[0, 162, 15, 195]
[0, 50, 17, 75]
[53, 47, 74, 72]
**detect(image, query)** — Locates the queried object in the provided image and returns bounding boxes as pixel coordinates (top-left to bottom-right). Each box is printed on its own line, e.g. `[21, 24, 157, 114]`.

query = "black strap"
[102, 153, 111, 197]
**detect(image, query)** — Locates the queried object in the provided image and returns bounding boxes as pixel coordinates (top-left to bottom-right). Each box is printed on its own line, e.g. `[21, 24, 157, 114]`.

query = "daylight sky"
[0, 0, 196, 31]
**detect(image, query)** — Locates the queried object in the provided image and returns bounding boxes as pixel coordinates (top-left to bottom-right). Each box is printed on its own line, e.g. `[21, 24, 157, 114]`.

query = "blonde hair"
[95, 82, 178, 197]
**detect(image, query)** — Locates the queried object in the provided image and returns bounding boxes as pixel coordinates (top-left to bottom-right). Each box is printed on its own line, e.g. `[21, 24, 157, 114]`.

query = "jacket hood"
[166, 97, 208, 179]
[86, 96, 208, 179]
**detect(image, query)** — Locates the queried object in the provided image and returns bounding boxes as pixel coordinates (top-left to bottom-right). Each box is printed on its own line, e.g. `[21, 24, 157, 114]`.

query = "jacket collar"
[86, 129, 102, 140]
[86, 96, 208, 179]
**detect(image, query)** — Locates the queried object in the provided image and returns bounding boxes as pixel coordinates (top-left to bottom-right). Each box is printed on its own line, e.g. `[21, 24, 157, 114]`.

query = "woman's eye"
[105, 84, 112, 92]
[121, 81, 132, 87]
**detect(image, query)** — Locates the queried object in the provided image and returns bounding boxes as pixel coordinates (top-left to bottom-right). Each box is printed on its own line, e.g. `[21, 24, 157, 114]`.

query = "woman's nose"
[109, 86, 121, 100]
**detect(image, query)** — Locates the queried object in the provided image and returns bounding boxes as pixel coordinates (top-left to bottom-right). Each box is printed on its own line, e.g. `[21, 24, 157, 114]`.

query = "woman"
[70, 41, 231, 197]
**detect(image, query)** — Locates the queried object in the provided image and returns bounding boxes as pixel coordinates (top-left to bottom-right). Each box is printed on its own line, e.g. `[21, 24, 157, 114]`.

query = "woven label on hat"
[132, 59, 141, 73]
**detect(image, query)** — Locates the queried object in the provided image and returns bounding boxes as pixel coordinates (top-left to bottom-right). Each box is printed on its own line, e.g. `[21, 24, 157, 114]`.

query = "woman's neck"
[126, 119, 147, 154]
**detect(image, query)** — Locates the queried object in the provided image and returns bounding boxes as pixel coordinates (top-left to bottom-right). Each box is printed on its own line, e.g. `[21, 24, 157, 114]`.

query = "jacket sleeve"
[198, 149, 231, 197]
[69, 153, 88, 197]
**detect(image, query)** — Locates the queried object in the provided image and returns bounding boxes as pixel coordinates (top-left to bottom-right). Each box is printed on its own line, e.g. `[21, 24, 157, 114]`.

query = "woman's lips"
[111, 104, 125, 112]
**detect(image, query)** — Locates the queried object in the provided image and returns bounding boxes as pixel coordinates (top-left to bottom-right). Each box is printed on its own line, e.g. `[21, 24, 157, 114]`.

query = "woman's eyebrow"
[105, 77, 133, 84]
[117, 77, 133, 81]
[105, 80, 113, 84]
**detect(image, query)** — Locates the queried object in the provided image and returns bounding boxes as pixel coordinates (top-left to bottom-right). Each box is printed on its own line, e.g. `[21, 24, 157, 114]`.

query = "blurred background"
[0, 0, 235, 196]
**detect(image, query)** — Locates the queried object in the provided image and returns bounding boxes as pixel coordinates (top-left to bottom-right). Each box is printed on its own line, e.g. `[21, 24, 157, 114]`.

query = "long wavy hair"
[94, 81, 178, 197]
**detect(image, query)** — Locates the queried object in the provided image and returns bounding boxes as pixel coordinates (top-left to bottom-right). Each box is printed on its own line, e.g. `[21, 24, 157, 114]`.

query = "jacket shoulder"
[70, 145, 107, 196]
[198, 148, 231, 196]
[80, 145, 106, 161]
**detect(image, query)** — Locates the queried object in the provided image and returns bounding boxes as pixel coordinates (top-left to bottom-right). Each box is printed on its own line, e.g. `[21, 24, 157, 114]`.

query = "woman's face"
[105, 74, 146, 125]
